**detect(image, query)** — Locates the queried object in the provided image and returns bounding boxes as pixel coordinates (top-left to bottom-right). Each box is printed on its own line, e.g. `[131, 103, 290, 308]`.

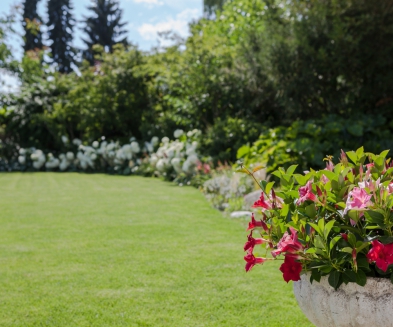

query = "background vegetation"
[2, 0, 393, 170]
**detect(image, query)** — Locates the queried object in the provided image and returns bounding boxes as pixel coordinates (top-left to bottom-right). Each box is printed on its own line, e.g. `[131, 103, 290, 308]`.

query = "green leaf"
[343, 270, 357, 283]
[329, 235, 341, 252]
[364, 210, 385, 226]
[318, 218, 325, 233]
[293, 174, 307, 185]
[328, 270, 342, 290]
[355, 269, 367, 286]
[311, 270, 321, 283]
[286, 165, 298, 176]
[324, 220, 335, 240]
[314, 235, 325, 250]
[237, 145, 250, 158]
[380, 149, 390, 159]
[265, 181, 275, 196]
[341, 247, 353, 254]
[346, 151, 358, 164]
[305, 204, 317, 219]
[356, 146, 364, 158]
[308, 222, 321, 235]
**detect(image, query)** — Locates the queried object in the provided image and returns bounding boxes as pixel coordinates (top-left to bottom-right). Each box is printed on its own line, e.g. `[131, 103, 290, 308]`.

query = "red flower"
[252, 192, 272, 210]
[244, 233, 268, 251]
[279, 255, 302, 282]
[340, 233, 348, 242]
[247, 214, 268, 232]
[297, 181, 317, 205]
[367, 240, 393, 272]
[244, 250, 266, 272]
[271, 227, 304, 257]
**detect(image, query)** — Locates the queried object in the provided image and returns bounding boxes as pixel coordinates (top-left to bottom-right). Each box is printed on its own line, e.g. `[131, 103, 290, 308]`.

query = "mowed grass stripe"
[0, 173, 312, 327]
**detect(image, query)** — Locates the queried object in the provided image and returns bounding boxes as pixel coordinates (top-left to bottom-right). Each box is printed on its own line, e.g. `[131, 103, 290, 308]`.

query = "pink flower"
[367, 240, 393, 272]
[344, 187, 372, 215]
[247, 214, 268, 232]
[252, 192, 272, 210]
[244, 234, 268, 251]
[271, 227, 304, 257]
[297, 181, 317, 205]
[388, 182, 393, 194]
[321, 174, 329, 184]
[203, 163, 211, 174]
[326, 160, 334, 171]
[340, 150, 348, 165]
[244, 250, 266, 272]
[279, 255, 302, 282]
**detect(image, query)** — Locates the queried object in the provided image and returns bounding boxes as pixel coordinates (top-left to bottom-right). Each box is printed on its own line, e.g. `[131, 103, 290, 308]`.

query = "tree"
[204, 0, 226, 17]
[22, 0, 43, 52]
[47, 0, 75, 73]
[81, 0, 128, 64]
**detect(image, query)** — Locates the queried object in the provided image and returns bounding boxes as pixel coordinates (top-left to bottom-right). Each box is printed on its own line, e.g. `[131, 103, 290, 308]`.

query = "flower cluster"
[148, 129, 207, 180]
[241, 148, 393, 289]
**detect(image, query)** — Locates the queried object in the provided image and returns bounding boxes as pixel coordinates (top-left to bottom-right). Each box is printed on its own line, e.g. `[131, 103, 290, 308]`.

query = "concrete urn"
[293, 273, 393, 327]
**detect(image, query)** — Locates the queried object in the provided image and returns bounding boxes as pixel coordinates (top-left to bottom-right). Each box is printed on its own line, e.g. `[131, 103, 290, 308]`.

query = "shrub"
[237, 115, 393, 174]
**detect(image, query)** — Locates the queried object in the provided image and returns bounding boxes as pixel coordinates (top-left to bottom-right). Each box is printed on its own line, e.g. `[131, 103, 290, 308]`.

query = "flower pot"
[293, 273, 393, 327]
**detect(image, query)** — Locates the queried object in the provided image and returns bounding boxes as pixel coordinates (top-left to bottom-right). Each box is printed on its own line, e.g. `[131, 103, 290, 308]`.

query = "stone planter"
[293, 273, 393, 327]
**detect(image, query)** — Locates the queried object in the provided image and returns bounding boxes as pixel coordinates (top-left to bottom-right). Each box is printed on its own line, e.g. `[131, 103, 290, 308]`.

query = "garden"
[1, 0, 393, 326]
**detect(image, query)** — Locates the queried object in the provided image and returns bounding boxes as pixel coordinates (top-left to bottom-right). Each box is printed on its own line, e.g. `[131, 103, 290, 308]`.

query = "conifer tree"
[22, 0, 43, 51]
[47, 0, 75, 73]
[82, 0, 128, 64]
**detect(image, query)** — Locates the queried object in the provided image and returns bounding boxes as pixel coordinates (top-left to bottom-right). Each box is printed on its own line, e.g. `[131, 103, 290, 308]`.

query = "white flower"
[174, 129, 184, 138]
[45, 154, 60, 169]
[149, 154, 158, 166]
[151, 136, 159, 146]
[187, 154, 199, 164]
[19, 148, 26, 155]
[92, 141, 99, 148]
[31, 150, 46, 169]
[156, 158, 169, 172]
[66, 152, 74, 161]
[61, 135, 69, 144]
[145, 141, 153, 153]
[130, 141, 140, 154]
[171, 157, 183, 174]
[72, 138, 82, 146]
[18, 156, 26, 165]
[161, 137, 169, 144]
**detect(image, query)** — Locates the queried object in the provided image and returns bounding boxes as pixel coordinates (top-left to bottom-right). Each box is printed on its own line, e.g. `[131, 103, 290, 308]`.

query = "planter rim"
[298, 272, 393, 295]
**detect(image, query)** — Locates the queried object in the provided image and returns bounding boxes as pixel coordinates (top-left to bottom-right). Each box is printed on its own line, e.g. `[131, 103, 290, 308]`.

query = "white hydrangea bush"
[148, 129, 204, 182]
[4, 131, 207, 182]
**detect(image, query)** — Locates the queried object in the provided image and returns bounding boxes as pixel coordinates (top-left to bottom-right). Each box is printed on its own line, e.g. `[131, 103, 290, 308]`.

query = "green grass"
[0, 173, 312, 327]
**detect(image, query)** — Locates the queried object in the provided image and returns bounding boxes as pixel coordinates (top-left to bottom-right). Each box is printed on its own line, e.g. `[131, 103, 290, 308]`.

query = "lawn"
[0, 173, 313, 327]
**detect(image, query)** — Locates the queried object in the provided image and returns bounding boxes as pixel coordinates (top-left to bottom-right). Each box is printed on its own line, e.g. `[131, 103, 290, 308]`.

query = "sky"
[1, 0, 203, 58]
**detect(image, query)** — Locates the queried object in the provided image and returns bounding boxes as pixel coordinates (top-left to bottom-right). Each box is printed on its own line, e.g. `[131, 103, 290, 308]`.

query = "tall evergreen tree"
[47, 0, 75, 73]
[82, 0, 128, 64]
[204, 0, 226, 17]
[22, 0, 43, 52]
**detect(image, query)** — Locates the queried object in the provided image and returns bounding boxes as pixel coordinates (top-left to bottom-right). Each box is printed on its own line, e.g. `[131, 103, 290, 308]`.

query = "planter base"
[293, 274, 393, 327]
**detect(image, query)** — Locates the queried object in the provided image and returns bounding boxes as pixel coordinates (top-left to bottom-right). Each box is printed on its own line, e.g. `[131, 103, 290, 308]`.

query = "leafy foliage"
[242, 148, 393, 289]
[238, 115, 393, 174]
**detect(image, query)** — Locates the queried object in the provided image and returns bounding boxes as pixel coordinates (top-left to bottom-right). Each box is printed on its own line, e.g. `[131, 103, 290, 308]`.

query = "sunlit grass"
[0, 173, 312, 326]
